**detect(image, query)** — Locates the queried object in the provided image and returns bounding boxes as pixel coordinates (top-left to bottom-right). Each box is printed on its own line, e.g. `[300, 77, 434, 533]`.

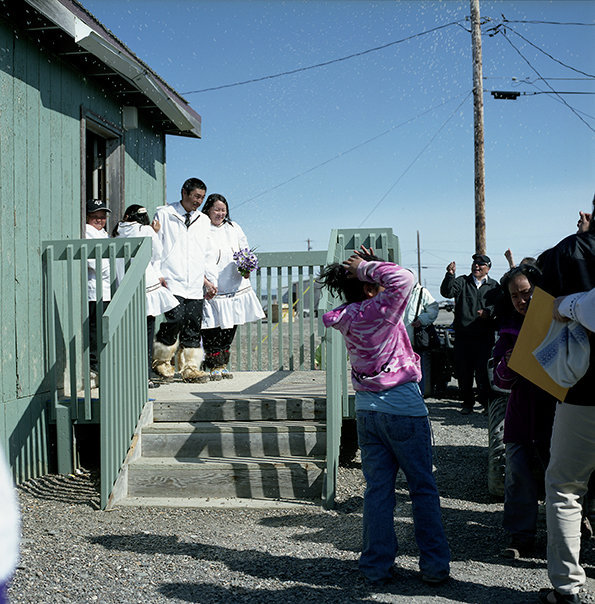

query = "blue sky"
[84, 0, 594, 300]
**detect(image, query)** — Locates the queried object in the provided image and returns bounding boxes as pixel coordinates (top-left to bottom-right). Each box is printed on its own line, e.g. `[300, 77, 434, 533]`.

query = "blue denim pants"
[356, 410, 450, 582]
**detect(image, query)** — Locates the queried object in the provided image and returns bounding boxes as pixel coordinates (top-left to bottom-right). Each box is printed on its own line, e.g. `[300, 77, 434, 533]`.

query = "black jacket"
[540, 230, 595, 406]
[440, 273, 503, 336]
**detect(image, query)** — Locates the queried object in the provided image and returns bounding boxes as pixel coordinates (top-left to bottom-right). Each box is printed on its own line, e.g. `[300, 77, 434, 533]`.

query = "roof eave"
[24, 0, 201, 138]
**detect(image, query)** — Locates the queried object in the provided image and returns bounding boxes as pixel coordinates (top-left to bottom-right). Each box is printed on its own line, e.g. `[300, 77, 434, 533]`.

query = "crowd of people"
[2, 190, 590, 602]
[321, 199, 594, 603]
[85, 177, 264, 388]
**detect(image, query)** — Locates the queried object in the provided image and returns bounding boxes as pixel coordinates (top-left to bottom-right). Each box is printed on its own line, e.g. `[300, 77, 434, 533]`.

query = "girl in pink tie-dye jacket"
[320, 250, 450, 585]
[321, 257, 422, 392]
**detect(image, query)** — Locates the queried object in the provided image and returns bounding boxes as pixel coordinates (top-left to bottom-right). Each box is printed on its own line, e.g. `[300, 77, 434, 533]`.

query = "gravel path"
[8, 395, 595, 604]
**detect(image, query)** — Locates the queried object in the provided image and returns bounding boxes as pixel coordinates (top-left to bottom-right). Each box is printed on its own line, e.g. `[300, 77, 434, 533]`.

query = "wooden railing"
[319, 228, 401, 509]
[42, 237, 151, 508]
[42, 229, 399, 510]
[232, 251, 328, 371]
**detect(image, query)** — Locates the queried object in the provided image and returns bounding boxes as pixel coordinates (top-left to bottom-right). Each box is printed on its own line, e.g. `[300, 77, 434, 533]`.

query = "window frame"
[80, 107, 124, 235]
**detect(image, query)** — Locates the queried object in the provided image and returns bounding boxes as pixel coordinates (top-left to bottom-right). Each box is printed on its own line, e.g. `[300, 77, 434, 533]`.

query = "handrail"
[320, 228, 401, 509]
[233, 250, 327, 371]
[99, 238, 151, 509]
[42, 237, 151, 508]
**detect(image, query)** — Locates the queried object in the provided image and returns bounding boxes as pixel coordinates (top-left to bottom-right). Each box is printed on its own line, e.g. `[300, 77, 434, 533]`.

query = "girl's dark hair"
[318, 250, 382, 304]
[202, 193, 232, 225]
[499, 263, 543, 318]
[112, 204, 150, 236]
[500, 263, 542, 291]
[318, 264, 369, 304]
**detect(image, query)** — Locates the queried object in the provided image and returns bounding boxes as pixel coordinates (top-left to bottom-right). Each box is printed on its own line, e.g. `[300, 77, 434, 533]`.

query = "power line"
[500, 19, 595, 27]
[181, 20, 464, 95]
[488, 89, 595, 95]
[234, 92, 469, 209]
[357, 92, 472, 227]
[498, 31, 595, 133]
[504, 25, 595, 79]
[483, 76, 594, 81]
[519, 80, 595, 120]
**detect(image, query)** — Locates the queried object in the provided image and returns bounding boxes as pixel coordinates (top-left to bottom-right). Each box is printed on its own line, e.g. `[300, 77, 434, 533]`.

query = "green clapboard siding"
[0, 18, 166, 481]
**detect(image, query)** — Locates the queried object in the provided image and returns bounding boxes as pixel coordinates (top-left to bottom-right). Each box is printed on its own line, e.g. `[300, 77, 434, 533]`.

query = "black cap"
[86, 199, 111, 214]
[472, 253, 491, 267]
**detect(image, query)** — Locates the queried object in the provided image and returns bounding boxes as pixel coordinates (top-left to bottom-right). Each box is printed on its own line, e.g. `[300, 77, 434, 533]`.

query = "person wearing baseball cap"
[440, 253, 503, 414]
[85, 198, 112, 378]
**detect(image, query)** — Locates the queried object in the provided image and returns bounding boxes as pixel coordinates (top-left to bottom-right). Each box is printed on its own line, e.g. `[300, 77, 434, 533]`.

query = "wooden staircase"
[123, 390, 328, 504]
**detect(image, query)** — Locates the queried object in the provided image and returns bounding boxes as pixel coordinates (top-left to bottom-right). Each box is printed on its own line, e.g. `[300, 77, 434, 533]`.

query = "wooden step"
[127, 456, 325, 501]
[152, 396, 326, 423]
[141, 420, 326, 458]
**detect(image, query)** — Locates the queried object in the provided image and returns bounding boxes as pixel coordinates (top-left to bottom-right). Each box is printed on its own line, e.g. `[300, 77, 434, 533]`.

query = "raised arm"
[440, 261, 459, 298]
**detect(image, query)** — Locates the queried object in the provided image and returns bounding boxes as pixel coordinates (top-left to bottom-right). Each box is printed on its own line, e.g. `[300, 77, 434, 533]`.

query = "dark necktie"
[185, 212, 191, 228]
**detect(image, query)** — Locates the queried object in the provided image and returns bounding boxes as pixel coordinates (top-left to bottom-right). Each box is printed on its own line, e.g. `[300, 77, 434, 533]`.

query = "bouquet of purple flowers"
[233, 247, 259, 279]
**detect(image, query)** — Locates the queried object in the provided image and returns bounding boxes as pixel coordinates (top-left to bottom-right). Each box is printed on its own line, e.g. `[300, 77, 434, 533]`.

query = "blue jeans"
[357, 410, 450, 582]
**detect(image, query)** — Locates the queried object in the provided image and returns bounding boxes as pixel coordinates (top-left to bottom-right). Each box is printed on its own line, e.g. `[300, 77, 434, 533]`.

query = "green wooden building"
[0, 0, 202, 482]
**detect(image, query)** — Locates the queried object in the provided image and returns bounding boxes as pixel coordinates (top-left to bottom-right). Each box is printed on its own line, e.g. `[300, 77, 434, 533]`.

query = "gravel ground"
[8, 395, 595, 604]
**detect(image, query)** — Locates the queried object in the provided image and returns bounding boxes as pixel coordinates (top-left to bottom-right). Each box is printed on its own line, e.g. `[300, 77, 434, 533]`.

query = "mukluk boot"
[177, 347, 209, 383]
[215, 365, 233, 379]
[214, 350, 233, 379]
[152, 340, 177, 380]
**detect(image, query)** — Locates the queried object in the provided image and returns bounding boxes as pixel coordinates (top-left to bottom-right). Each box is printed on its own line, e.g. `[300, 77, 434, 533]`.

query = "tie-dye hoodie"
[322, 261, 422, 392]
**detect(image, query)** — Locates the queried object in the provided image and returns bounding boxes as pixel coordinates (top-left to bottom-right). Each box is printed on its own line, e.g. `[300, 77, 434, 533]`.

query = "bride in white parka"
[201, 194, 264, 380]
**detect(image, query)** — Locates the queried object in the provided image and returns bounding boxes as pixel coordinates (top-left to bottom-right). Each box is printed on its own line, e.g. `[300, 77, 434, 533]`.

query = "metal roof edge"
[24, 0, 202, 138]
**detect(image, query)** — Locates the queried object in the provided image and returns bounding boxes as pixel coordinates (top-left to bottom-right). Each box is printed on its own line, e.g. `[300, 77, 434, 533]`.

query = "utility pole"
[417, 230, 422, 284]
[470, 0, 486, 254]
[306, 238, 312, 251]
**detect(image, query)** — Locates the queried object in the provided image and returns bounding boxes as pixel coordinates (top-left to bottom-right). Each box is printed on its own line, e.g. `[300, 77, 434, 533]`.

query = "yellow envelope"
[508, 286, 568, 401]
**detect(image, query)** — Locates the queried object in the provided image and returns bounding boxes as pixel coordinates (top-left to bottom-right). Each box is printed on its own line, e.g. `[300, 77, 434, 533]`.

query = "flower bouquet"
[233, 247, 259, 279]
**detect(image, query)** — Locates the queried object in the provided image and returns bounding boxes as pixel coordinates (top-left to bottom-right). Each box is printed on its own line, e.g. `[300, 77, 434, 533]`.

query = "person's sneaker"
[500, 537, 535, 559]
[220, 367, 233, 379]
[538, 588, 582, 603]
[89, 370, 99, 389]
[360, 567, 397, 587]
[421, 571, 449, 585]
[581, 516, 594, 541]
[210, 368, 222, 381]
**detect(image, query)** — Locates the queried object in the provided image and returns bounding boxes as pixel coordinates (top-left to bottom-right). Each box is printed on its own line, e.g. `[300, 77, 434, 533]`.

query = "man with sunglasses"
[440, 254, 503, 414]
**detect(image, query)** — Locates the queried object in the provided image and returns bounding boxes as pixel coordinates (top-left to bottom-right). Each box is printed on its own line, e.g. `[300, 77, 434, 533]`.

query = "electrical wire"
[505, 25, 595, 79]
[500, 19, 595, 27]
[181, 20, 464, 95]
[357, 92, 472, 228]
[483, 77, 593, 81]
[519, 80, 595, 120]
[499, 32, 595, 133]
[234, 92, 470, 209]
[487, 89, 595, 95]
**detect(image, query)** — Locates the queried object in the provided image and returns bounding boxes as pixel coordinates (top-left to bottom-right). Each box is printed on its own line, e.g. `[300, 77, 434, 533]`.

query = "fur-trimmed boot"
[177, 347, 209, 383]
[152, 340, 177, 379]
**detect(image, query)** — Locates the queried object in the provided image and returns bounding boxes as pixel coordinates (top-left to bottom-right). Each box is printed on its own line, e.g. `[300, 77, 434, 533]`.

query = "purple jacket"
[493, 315, 556, 445]
[322, 261, 421, 392]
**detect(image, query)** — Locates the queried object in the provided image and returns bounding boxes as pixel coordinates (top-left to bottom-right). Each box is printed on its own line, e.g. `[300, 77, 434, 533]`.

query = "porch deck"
[150, 370, 329, 400]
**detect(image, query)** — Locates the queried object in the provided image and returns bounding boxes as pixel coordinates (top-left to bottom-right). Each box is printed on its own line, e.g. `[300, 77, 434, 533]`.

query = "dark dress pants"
[89, 300, 109, 372]
[454, 331, 495, 409]
[202, 326, 238, 368]
[155, 296, 203, 348]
